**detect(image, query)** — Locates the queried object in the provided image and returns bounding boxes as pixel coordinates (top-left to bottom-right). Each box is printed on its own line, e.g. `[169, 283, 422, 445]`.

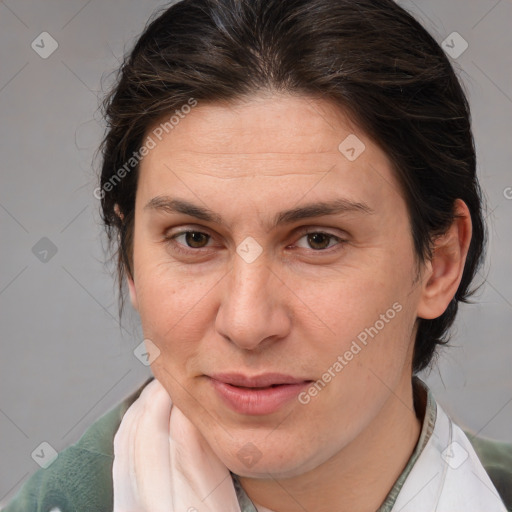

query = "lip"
[207, 373, 312, 415]
[209, 372, 310, 388]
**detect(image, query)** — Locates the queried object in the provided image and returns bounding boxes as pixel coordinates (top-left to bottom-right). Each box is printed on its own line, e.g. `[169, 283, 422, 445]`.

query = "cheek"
[134, 238, 210, 320]
[296, 262, 397, 328]
[133, 262, 207, 358]
[296, 251, 416, 372]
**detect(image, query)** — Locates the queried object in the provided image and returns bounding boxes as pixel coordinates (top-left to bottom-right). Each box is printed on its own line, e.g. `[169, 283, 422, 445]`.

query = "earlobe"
[416, 199, 472, 320]
[127, 274, 139, 311]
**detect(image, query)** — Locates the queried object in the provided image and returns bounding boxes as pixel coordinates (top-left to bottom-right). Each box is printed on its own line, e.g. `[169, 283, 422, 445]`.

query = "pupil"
[308, 233, 329, 250]
[186, 232, 208, 248]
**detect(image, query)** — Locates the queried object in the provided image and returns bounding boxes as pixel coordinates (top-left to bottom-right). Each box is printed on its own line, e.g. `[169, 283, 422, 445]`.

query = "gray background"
[1, 0, 511, 505]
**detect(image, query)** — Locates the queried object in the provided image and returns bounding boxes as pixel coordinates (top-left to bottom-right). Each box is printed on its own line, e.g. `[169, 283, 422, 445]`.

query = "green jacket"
[3, 377, 512, 511]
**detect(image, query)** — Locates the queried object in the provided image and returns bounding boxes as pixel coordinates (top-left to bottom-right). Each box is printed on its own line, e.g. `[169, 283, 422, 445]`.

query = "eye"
[163, 228, 346, 256]
[294, 231, 344, 251]
[164, 230, 213, 253]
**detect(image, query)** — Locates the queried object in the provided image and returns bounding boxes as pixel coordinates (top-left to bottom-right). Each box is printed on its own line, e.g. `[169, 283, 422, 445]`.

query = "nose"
[214, 254, 292, 351]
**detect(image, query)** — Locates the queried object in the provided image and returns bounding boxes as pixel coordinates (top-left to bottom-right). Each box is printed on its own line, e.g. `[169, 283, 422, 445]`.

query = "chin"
[227, 457, 320, 480]
[218, 440, 326, 480]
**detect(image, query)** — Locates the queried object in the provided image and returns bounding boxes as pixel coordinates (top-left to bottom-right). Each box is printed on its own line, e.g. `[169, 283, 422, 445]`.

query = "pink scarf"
[112, 378, 273, 512]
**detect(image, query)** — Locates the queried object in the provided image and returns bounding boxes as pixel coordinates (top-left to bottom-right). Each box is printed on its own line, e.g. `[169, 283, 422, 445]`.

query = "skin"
[124, 92, 472, 512]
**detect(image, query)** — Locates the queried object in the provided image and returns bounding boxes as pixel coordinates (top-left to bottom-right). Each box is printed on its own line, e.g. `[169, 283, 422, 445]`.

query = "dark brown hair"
[98, 0, 487, 373]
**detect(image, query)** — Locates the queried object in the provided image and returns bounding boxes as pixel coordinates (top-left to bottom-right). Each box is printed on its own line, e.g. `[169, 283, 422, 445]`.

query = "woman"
[3, 0, 511, 510]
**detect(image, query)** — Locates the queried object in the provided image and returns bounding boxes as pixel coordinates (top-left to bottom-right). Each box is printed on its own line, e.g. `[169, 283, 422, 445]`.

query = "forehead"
[145, 93, 364, 157]
[137, 93, 404, 213]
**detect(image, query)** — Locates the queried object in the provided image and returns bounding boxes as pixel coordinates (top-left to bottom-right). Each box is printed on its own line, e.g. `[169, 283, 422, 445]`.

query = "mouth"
[208, 372, 312, 388]
[231, 383, 287, 390]
[207, 373, 313, 415]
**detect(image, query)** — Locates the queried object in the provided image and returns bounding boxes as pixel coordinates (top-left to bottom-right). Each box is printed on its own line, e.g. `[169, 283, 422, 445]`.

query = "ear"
[127, 273, 139, 312]
[114, 203, 125, 221]
[416, 199, 473, 320]
[114, 203, 138, 310]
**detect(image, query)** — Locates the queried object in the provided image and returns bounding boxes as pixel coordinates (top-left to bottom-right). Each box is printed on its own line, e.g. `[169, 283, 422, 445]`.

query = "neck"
[238, 376, 423, 512]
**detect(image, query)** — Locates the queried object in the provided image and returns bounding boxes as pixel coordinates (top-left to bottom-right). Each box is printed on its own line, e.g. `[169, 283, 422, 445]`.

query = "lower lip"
[208, 378, 311, 415]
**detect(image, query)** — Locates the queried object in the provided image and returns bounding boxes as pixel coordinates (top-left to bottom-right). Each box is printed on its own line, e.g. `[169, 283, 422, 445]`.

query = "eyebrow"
[144, 195, 375, 229]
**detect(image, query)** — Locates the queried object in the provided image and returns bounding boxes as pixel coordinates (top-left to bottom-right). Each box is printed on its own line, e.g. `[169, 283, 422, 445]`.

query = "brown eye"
[163, 229, 216, 258]
[295, 231, 342, 251]
[183, 231, 210, 248]
[306, 233, 332, 250]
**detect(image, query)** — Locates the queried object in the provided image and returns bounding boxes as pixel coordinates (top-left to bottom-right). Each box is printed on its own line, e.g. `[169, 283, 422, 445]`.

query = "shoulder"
[1, 377, 153, 512]
[464, 429, 512, 511]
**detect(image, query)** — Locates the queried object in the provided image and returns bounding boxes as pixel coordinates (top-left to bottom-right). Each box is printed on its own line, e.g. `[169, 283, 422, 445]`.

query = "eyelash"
[163, 228, 346, 256]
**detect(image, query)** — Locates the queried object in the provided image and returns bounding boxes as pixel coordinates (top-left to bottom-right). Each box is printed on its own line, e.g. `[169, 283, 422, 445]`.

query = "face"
[127, 93, 426, 478]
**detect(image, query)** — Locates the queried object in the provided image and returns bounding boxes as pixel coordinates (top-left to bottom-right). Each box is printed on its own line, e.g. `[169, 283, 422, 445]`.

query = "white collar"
[390, 399, 507, 511]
